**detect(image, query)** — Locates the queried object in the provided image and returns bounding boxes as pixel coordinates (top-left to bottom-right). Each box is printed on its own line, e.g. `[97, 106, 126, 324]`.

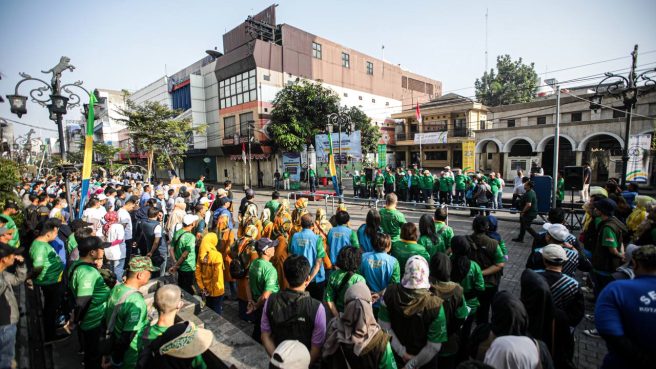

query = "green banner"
[377, 144, 387, 168]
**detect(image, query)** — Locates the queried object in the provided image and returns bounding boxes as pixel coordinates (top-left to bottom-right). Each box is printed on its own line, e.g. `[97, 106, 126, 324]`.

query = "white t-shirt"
[153, 224, 162, 238]
[117, 208, 133, 241]
[104, 223, 126, 261]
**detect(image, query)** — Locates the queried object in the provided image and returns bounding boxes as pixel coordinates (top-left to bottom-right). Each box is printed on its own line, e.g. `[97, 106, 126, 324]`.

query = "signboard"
[315, 131, 362, 164]
[462, 140, 476, 174]
[377, 144, 387, 168]
[282, 152, 302, 182]
[627, 134, 652, 183]
[414, 131, 448, 144]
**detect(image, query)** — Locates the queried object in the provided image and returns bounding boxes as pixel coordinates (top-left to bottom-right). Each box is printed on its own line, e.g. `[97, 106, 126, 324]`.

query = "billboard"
[282, 152, 302, 182]
[627, 134, 652, 183]
[414, 131, 448, 144]
[462, 140, 476, 174]
[315, 131, 362, 164]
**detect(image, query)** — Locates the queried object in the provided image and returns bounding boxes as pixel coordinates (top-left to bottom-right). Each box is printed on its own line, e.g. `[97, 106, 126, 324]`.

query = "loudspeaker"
[563, 166, 584, 191]
[365, 168, 374, 182]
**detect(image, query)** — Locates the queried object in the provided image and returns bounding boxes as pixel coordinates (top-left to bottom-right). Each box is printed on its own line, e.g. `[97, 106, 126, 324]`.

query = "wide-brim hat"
[159, 321, 214, 359]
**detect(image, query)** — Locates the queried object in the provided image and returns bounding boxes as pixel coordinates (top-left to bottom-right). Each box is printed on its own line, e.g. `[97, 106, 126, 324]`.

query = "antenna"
[485, 8, 489, 72]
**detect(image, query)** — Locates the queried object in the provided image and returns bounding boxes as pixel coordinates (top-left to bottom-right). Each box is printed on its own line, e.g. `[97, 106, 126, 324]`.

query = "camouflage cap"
[128, 256, 160, 272]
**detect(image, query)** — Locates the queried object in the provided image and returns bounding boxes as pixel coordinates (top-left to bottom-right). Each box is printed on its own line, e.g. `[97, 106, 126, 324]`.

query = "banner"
[282, 152, 302, 182]
[462, 140, 476, 174]
[377, 144, 387, 168]
[414, 131, 448, 145]
[328, 131, 341, 196]
[626, 134, 652, 183]
[78, 91, 97, 219]
[315, 131, 362, 164]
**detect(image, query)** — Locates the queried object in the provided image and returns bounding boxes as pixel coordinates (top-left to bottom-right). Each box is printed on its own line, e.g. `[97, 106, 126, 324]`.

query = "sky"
[1, 0, 655, 140]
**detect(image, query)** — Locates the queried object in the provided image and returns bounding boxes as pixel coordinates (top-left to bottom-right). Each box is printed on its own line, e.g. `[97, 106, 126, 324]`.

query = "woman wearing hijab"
[289, 198, 309, 239]
[358, 209, 382, 254]
[429, 253, 469, 369]
[103, 211, 125, 280]
[379, 256, 448, 369]
[195, 232, 225, 315]
[325, 246, 366, 317]
[260, 209, 273, 239]
[311, 208, 334, 270]
[271, 201, 293, 291]
[483, 335, 549, 369]
[323, 282, 397, 369]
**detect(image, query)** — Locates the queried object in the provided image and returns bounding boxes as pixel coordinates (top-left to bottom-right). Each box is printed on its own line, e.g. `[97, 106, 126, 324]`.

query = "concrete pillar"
[575, 151, 583, 166]
[405, 149, 410, 167]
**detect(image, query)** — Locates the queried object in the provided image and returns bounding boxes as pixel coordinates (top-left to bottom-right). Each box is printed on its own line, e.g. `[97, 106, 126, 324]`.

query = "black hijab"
[430, 252, 452, 282]
[490, 290, 529, 336]
[450, 235, 471, 283]
[520, 269, 556, 352]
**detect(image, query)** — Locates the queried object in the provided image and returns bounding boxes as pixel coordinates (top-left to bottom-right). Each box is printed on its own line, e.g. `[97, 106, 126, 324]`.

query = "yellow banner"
[462, 140, 476, 174]
[82, 136, 94, 178]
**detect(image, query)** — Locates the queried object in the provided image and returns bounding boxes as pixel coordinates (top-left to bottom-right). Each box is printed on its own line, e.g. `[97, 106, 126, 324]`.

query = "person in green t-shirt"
[104, 256, 158, 369]
[169, 215, 198, 295]
[439, 172, 454, 205]
[391, 222, 430, 276]
[195, 175, 206, 192]
[325, 246, 366, 316]
[29, 219, 66, 342]
[352, 171, 361, 197]
[488, 172, 502, 209]
[379, 256, 447, 367]
[375, 170, 386, 199]
[397, 169, 408, 202]
[308, 165, 317, 193]
[282, 169, 291, 190]
[384, 168, 396, 195]
[418, 214, 446, 257]
[379, 194, 407, 242]
[454, 169, 468, 205]
[1, 203, 20, 248]
[136, 284, 207, 369]
[419, 170, 434, 203]
[557, 172, 565, 207]
[513, 181, 539, 243]
[69, 235, 111, 369]
[247, 238, 280, 343]
[265, 191, 281, 217]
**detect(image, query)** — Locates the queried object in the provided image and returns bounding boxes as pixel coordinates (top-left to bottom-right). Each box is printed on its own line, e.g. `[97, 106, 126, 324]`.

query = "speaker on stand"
[563, 166, 584, 230]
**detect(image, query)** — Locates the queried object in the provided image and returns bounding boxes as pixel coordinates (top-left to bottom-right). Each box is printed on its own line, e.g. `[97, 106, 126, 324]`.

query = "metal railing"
[287, 191, 336, 215]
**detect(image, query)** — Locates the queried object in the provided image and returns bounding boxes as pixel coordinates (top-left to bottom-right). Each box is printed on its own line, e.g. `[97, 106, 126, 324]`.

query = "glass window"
[571, 112, 582, 122]
[249, 70, 255, 77]
[224, 116, 236, 137]
[507, 119, 515, 128]
[239, 112, 254, 137]
[312, 42, 322, 59]
[342, 52, 350, 68]
[231, 96, 236, 106]
[425, 151, 448, 161]
[537, 116, 547, 125]
[366, 61, 373, 75]
[219, 69, 258, 109]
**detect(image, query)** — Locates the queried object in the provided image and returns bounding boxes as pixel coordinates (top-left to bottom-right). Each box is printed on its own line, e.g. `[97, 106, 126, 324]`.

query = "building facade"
[474, 86, 656, 184]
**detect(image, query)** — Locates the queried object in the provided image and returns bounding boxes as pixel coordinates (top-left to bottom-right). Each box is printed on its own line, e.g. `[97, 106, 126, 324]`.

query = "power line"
[0, 116, 59, 132]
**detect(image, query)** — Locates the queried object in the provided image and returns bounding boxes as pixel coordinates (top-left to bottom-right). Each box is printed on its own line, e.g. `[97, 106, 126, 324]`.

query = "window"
[219, 69, 257, 109]
[571, 112, 582, 122]
[358, 96, 363, 100]
[263, 74, 270, 81]
[372, 98, 376, 103]
[312, 42, 322, 59]
[613, 108, 626, 118]
[385, 102, 389, 106]
[507, 119, 515, 128]
[239, 112, 254, 137]
[224, 116, 236, 137]
[537, 116, 547, 125]
[480, 120, 486, 130]
[342, 52, 350, 68]
[425, 151, 448, 161]
[343, 93, 348, 97]
[366, 61, 373, 75]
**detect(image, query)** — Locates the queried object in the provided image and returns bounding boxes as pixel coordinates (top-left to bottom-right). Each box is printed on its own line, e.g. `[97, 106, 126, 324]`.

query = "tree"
[0, 158, 21, 209]
[475, 55, 539, 106]
[268, 79, 380, 153]
[93, 141, 121, 174]
[116, 100, 204, 180]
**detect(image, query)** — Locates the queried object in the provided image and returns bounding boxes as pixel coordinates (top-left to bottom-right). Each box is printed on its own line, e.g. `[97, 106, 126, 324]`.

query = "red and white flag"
[415, 102, 422, 124]
[241, 142, 247, 164]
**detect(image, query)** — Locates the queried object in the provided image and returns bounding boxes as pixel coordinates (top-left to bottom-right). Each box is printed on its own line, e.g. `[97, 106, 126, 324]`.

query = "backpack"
[98, 289, 140, 354]
[229, 238, 255, 279]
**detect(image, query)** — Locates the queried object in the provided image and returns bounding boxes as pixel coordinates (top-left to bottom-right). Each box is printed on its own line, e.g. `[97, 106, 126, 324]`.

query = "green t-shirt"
[248, 258, 280, 302]
[283, 172, 290, 179]
[67, 234, 78, 255]
[455, 261, 485, 315]
[523, 189, 539, 217]
[265, 200, 280, 217]
[196, 180, 205, 191]
[601, 226, 619, 248]
[398, 175, 408, 190]
[489, 178, 501, 194]
[106, 284, 148, 369]
[29, 240, 63, 285]
[418, 235, 445, 257]
[0, 215, 19, 248]
[384, 172, 395, 184]
[173, 229, 196, 272]
[325, 270, 366, 312]
[379, 208, 406, 242]
[309, 169, 316, 178]
[379, 342, 398, 369]
[557, 178, 565, 201]
[434, 222, 454, 251]
[69, 261, 110, 330]
[439, 177, 454, 192]
[454, 174, 467, 190]
[375, 175, 385, 188]
[391, 240, 430, 276]
[379, 300, 448, 344]
[137, 324, 207, 369]
[420, 175, 434, 190]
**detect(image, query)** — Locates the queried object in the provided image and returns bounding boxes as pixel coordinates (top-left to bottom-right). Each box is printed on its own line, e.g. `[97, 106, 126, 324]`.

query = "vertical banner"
[328, 131, 341, 196]
[78, 91, 97, 219]
[377, 144, 387, 168]
[462, 140, 476, 175]
[626, 134, 652, 183]
[282, 152, 301, 182]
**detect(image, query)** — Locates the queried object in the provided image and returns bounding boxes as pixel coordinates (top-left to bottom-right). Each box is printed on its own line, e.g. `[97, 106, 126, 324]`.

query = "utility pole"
[552, 85, 561, 208]
[485, 8, 489, 72]
[248, 120, 254, 188]
[620, 45, 638, 187]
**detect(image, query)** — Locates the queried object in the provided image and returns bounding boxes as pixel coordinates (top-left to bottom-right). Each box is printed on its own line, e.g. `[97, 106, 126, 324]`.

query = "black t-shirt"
[583, 167, 591, 184]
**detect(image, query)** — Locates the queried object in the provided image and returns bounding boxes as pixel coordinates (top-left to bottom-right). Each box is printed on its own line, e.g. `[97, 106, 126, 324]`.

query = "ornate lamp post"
[589, 45, 656, 187]
[327, 111, 354, 193]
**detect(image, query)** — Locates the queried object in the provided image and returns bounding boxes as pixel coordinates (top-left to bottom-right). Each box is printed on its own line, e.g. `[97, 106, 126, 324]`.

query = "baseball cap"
[218, 197, 231, 206]
[97, 194, 107, 201]
[128, 256, 160, 272]
[256, 238, 278, 253]
[541, 244, 569, 263]
[542, 223, 571, 242]
[0, 242, 23, 258]
[270, 340, 311, 369]
[594, 198, 617, 215]
[182, 214, 199, 226]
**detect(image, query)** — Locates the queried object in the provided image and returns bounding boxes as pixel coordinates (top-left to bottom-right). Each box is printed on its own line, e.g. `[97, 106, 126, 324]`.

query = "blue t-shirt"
[327, 225, 355, 265]
[359, 251, 400, 307]
[357, 225, 374, 253]
[50, 237, 67, 267]
[289, 229, 325, 283]
[595, 275, 656, 369]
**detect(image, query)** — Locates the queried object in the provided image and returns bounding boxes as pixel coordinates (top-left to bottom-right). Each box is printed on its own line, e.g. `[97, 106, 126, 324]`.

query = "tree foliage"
[268, 79, 380, 154]
[0, 158, 21, 208]
[116, 100, 204, 177]
[475, 55, 539, 106]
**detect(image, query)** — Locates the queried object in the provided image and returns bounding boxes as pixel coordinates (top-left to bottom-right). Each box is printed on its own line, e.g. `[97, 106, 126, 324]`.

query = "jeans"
[455, 189, 465, 204]
[81, 325, 102, 369]
[108, 258, 125, 281]
[309, 177, 316, 192]
[123, 239, 133, 271]
[439, 190, 451, 205]
[476, 286, 498, 324]
[0, 324, 17, 369]
[496, 192, 503, 209]
[517, 214, 538, 241]
[40, 282, 63, 340]
[178, 270, 195, 295]
[206, 295, 224, 315]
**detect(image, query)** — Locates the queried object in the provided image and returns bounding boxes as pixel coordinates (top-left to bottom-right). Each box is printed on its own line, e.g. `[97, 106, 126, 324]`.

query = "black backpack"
[229, 238, 255, 279]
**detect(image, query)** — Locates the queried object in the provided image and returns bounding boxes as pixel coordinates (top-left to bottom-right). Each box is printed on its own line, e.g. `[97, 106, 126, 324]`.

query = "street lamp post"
[6, 57, 95, 217]
[589, 45, 656, 187]
[327, 112, 354, 194]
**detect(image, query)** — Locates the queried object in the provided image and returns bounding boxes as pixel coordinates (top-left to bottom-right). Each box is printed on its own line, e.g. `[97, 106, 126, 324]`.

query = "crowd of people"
[0, 170, 655, 369]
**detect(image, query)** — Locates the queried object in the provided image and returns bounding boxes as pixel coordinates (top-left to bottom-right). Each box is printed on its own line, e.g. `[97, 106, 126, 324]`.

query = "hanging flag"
[78, 91, 97, 219]
[242, 142, 247, 164]
[327, 133, 340, 196]
[415, 102, 422, 123]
